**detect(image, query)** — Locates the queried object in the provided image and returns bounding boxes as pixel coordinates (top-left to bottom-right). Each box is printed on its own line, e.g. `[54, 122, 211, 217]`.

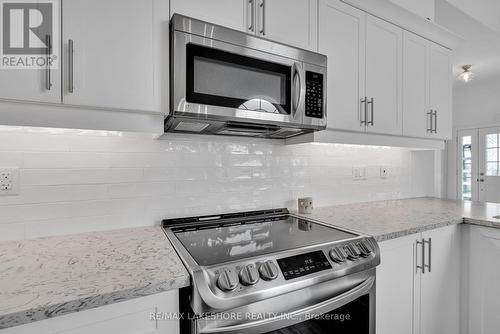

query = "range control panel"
[209, 238, 378, 294]
[305, 71, 324, 119]
[277, 250, 331, 280]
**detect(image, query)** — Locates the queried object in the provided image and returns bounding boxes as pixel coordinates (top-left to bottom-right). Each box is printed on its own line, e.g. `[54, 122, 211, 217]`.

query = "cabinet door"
[402, 31, 429, 138]
[62, 0, 167, 112]
[467, 226, 500, 334]
[428, 43, 452, 140]
[259, 0, 318, 51]
[2, 290, 179, 334]
[420, 225, 460, 334]
[365, 15, 403, 136]
[170, 0, 249, 33]
[376, 234, 419, 334]
[319, 0, 365, 132]
[0, 0, 61, 104]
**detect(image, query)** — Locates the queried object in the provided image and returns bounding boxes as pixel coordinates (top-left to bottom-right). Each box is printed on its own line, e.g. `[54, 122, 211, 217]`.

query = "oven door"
[193, 274, 375, 334]
[171, 30, 305, 127]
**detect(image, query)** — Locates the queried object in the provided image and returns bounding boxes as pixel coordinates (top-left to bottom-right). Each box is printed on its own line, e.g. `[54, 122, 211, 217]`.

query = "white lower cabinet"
[1, 290, 179, 334]
[376, 225, 460, 334]
[467, 226, 500, 334]
[376, 233, 416, 334]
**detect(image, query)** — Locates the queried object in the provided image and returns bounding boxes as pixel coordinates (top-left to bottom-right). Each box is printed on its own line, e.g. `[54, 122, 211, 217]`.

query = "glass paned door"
[457, 129, 479, 201]
[479, 127, 500, 203]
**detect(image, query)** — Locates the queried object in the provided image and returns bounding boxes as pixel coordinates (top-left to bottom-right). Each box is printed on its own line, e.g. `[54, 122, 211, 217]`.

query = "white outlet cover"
[380, 166, 389, 179]
[0, 167, 20, 196]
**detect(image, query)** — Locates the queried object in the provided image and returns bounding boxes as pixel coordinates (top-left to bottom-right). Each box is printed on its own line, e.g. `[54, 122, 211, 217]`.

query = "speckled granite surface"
[2, 198, 500, 330]
[0, 227, 189, 329]
[295, 197, 500, 242]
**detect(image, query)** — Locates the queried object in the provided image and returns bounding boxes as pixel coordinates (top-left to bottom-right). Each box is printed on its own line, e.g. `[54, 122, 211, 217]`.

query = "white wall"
[445, 0, 500, 36]
[0, 127, 437, 241]
[453, 77, 500, 129]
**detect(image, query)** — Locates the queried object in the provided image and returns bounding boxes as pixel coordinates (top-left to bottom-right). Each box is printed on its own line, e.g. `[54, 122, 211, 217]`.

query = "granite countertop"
[295, 197, 500, 242]
[0, 227, 190, 330]
[2, 197, 500, 330]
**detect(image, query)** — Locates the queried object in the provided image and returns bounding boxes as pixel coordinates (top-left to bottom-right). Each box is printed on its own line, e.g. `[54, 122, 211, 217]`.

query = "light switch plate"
[0, 167, 20, 196]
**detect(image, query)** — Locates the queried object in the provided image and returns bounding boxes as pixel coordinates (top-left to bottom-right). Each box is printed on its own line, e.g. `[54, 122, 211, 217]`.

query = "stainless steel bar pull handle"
[416, 239, 424, 274]
[368, 98, 374, 126]
[360, 97, 367, 125]
[68, 39, 74, 93]
[424, 238, 432, 272]
[433, 110, 438, 134]
[427, 110, 433, 132]
[259, 0, 265, 35]
[248, 0, 255, 32]
[45, 35, 52, 91]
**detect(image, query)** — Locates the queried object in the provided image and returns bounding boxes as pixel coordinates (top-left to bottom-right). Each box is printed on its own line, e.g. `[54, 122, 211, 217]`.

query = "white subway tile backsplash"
[0, 128, 436, 241]
[23, 152, 110, 169]
[22, 168, 144, 185]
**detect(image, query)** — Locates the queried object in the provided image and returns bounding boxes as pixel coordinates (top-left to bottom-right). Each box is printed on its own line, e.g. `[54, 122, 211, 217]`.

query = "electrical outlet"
[0, 168, 19, 196]
[352, 166, 367, 180]
[380, 166, 389, 179]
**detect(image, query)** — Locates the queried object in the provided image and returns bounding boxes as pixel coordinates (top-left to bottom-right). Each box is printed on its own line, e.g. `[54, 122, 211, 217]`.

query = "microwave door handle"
[292, 63, 302, 117]
[198, 276, 375, 334]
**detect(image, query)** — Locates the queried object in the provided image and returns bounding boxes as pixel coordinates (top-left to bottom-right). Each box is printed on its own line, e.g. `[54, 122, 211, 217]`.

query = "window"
[486, 134, 500, 176]
[462, 136, 472, 200]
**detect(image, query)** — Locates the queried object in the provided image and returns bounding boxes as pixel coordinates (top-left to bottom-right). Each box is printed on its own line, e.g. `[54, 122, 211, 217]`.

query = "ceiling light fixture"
[458, 65, 475, 83]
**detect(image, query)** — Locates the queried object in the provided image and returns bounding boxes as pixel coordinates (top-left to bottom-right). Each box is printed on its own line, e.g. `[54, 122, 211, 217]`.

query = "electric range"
[163, 208, 380, 334]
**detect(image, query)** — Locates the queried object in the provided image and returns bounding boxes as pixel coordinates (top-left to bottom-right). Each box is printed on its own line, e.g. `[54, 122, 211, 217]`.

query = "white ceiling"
[435, 0, 500, 86]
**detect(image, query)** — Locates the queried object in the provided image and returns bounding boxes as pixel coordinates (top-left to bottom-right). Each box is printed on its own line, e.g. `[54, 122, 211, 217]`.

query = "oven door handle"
[199, 276, 375, 334]
[292, 63, 302, 117]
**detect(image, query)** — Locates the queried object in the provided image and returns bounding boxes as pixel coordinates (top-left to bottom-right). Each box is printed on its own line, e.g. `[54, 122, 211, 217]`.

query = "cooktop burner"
[172, 215, 356, 266]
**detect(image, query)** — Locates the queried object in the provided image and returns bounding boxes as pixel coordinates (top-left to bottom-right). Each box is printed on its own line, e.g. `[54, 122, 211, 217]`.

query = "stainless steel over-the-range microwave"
[165, 14, 327, 139]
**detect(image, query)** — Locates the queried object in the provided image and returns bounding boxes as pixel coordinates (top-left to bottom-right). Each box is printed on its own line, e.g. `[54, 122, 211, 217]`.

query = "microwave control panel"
[305, 71, 324, 119]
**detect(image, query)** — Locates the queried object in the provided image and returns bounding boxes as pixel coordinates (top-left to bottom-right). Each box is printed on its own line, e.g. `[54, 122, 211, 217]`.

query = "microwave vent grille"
[174, 121, 210, 133]
[269, 128, 304, 138]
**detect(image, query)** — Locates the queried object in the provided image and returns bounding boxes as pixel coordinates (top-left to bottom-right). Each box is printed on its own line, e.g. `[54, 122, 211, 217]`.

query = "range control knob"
[239, 264, 260, 286]
[344, 243, 361, 260]
[259, 260, 279, 281]
[217, 268, 239, 292]
[357, 240, 372, 258]
[329, 247, 347, 263]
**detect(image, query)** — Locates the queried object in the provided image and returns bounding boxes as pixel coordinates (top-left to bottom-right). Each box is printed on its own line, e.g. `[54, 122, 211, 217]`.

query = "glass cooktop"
[173, 216, 357, 266]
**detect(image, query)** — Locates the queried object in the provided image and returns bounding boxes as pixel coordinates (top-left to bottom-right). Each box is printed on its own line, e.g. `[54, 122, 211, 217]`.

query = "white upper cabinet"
[402, 31, 452, 140]
[388, 0, 435, 21]
[428, 43, 452, 140]
[319, 0, 365, 132]
[365, 15, 403, 136]
[319, 0, 402, 136]
[258, 0, 318, 50]
[402, 32, 429, 138]
[171, 0, 317, 50]
[170, 0, 249, 32]
[62, 0, 168, 112]
[0, 0, 61, 104]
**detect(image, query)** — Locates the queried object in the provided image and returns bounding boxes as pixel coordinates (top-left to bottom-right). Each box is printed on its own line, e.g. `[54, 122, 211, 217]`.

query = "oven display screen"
[277, 251, 332, 280]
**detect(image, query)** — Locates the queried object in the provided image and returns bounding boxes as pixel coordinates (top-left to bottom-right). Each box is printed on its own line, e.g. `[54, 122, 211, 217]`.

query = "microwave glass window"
[186, 44, 291, 114]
